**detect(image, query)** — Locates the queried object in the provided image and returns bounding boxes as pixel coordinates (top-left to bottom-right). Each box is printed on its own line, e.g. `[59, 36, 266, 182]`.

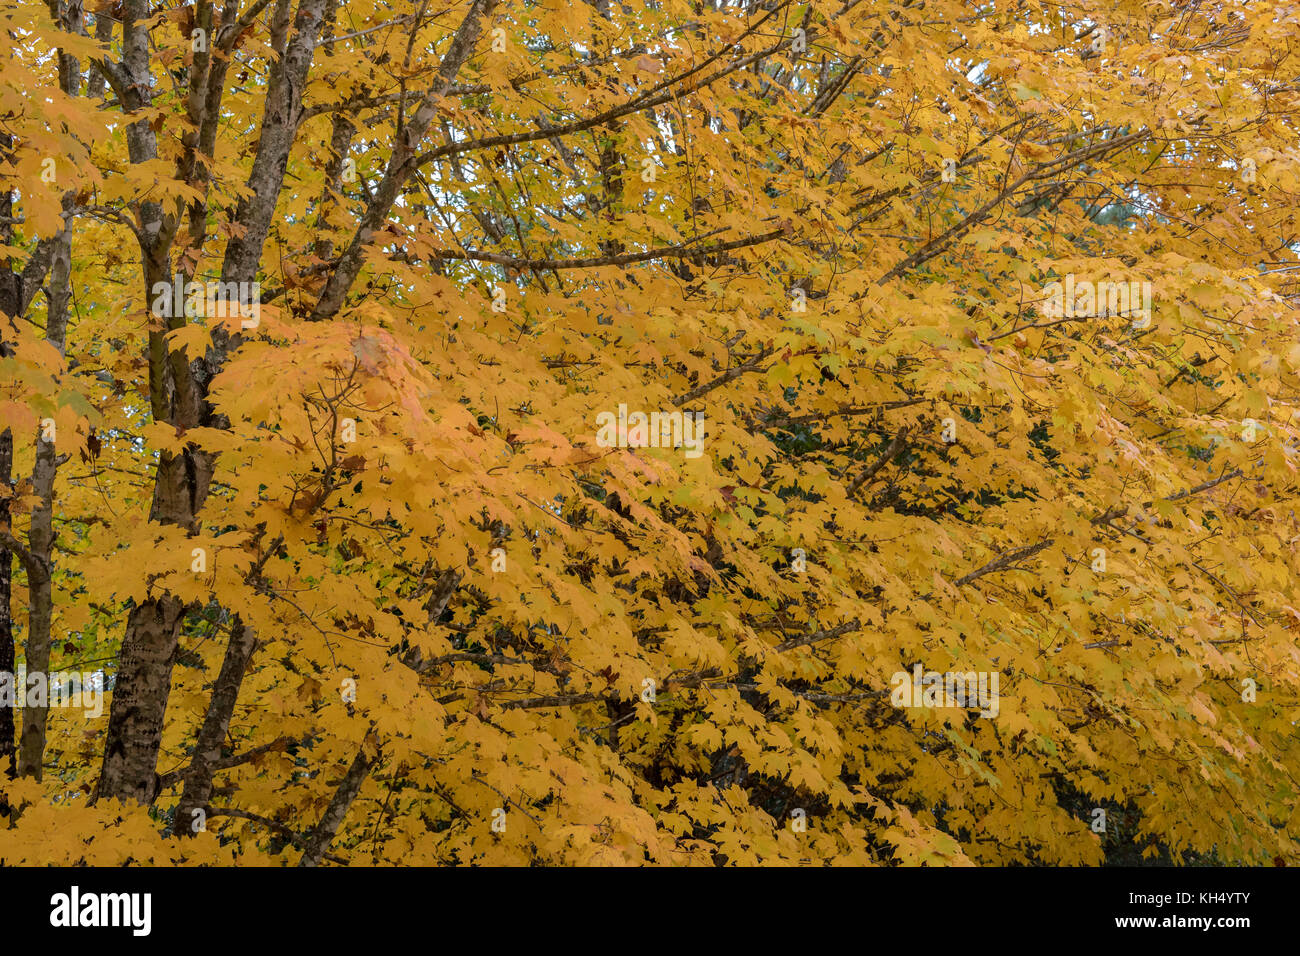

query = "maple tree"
[0, 0, 1298, 866]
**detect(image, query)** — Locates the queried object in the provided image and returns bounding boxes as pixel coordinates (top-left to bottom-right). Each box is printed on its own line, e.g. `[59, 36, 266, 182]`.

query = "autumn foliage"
[1, 0, 1299, 865]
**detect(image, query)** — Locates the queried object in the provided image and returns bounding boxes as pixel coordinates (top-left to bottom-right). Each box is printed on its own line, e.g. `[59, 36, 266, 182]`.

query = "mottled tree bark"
[14, 0, 80, 780]
[0, 130, 17, 783]
[85, 14, 115, 99]
[171, 616, 258, 835]
[0, 427, 13, 781]
[99, 0, 330, 805]
[14, 434, 55, 779]
[15, 210, 74, 779]
[297, 739, 378, 867]
[98, 598, 187, 803]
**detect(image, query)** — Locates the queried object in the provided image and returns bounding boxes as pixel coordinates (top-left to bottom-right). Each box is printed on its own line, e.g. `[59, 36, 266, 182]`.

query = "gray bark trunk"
[14, 435, 55, 779]
[16, 2, 79, 778]
[97, 596, 186, 804]
[172, 616, 258, 835]
[0, 427, 13, 781]
[0, 132, 16, 781]
[98, 0, 330, 805]
[297, 741, 378, 867]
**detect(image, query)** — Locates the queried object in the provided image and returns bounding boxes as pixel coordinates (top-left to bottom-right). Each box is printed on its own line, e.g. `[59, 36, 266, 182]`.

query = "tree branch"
[297, 736, 379, 867]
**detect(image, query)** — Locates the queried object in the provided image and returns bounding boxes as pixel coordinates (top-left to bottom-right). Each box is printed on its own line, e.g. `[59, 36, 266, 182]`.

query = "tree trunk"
[0, 131, 19, 783]
[96, 597, 186, 804]
[172, 616, 258, 835]
[0, 114, 62, 784]
[0, 427, 14, 781]
[15, 210, 72, 779]
[13, 440, 53, 778]
[97, 0, 330, 805]
[297, 739, 377, 867]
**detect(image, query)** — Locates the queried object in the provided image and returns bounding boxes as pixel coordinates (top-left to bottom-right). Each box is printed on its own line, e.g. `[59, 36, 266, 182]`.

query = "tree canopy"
[0, 0, 1298, 865]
